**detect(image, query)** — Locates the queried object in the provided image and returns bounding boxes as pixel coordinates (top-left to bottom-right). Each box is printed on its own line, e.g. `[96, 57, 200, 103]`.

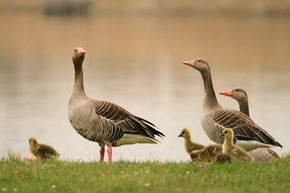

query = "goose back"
[203, 107, 281, 151]
[69, 99, 164, 147]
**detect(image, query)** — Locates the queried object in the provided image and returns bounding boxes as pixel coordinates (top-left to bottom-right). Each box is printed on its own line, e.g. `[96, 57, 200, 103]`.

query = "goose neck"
[238, 99, 250, 117]
[72, 64, 87, 98]
[201, 70, 220, 110]
[222, 137, 232, 154]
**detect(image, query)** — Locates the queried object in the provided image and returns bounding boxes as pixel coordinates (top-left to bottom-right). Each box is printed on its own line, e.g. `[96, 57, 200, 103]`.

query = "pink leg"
[107, 147, 112, 163]
[99, 147, 105, 163]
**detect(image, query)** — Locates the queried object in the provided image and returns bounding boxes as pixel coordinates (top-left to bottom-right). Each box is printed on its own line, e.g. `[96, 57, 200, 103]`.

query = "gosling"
[28, 137, 60, 161]
[221, 128, 254, 163]
[178, 128, 205, 156]
[190, 144, 222, 161]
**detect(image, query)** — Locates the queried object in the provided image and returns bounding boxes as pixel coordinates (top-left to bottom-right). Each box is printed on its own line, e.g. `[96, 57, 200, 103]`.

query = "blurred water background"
[1, 0, 290, 162]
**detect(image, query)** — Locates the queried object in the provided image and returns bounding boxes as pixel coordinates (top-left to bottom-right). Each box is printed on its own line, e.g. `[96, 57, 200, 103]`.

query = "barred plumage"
[69, 47, 165, 163]
[213, 108, 278, 147]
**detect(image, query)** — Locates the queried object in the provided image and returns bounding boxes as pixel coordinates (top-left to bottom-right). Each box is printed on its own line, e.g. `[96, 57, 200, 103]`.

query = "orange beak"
[219, 89, 232, 96]
[183, 60, 195, 67]
[77, 48, 86, 57]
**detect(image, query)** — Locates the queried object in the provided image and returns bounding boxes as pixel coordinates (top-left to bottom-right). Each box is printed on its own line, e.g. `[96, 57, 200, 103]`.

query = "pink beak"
[219, 89, 232, 96]
[183, 60, 195, 67]
[77, 48, 86, 57]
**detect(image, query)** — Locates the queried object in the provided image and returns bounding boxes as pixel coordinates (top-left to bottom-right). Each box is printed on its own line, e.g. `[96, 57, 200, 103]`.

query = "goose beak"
[219, 89, 232, 96]
[220, 133, 224, 137]
[178, 133, 183, 137]
[77, 48, 86, 57]
[183, 60, 195, 67]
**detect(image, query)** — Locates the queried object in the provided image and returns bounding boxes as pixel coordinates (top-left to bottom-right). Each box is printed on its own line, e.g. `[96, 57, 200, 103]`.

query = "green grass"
[1, 151, 290, 193]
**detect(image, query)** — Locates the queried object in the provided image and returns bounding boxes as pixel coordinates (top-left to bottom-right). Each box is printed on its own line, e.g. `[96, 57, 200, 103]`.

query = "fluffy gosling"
[28, 137, 60, 161]
[190, 144, 222, 161]
[221, 128, 254, 163]
[178, 128, 205, 156]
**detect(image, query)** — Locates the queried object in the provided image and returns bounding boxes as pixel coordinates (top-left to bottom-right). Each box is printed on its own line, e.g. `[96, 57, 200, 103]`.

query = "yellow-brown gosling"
[178, 128, 205, 156]
[190, 144, 222, 161]
[27, 137, 60, 161]
[221, 128, 254, 163]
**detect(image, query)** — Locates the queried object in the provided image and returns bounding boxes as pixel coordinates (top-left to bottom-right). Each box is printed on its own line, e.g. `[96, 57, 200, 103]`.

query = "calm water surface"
[1, 12, 290, 161]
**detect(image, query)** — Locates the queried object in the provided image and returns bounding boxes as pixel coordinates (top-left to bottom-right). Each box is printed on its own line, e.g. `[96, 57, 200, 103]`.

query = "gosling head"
[220, 128, 234, 141]
[29, 137, 38, 146]
[178, 128, 191, 139]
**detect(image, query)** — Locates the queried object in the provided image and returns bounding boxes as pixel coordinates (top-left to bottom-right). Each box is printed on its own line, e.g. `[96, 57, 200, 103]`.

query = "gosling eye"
[181, 131, 185, 134]
[224, 131, 228, 133]
[74, 49, 77, 52]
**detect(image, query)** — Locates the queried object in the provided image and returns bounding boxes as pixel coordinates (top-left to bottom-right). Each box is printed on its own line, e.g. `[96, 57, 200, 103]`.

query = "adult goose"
[183, 59, 282, 151]
[220, 88, 280, 161]
[68, 47, 165, 163]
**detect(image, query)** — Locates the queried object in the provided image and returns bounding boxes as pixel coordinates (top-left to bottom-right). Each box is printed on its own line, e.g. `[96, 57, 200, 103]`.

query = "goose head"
[178, 128, 191, 139]
[72, 47, 86, 66]
[220, 88, 248, 101]
[183, 58, 210, 73]
[29, 137, 38, 146]
[220, 128, 234, 141]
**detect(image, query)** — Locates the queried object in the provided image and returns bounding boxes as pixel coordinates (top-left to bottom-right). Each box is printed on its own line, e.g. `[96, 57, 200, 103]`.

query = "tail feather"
[132, 116, 165, 139]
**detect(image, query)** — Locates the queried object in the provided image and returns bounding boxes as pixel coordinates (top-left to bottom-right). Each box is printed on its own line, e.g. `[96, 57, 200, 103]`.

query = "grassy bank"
[1, 153, 290, 193]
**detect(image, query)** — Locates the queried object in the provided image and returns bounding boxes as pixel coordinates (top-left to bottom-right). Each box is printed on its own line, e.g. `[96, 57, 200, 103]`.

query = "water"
[1, 12, 290, 162]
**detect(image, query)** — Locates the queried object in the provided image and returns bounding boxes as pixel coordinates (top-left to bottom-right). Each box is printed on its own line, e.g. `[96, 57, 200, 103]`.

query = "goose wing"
[213, 108, 282, 147]
[94, 100, 164, 139]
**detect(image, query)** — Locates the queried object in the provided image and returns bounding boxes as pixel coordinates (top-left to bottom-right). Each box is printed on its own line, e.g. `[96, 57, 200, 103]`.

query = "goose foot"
[24, 156, 36, 162]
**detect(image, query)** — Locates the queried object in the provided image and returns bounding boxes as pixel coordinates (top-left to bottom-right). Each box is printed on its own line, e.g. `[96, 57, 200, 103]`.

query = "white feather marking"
[113, 134, 163, 147]
[235, 140, 282, 152]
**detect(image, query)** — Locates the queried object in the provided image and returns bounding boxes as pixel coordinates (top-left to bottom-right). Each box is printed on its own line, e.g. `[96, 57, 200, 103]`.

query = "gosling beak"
[178, 133, 182, 137]
[183, 60, 195, 67]
[220, 133, 224, 137]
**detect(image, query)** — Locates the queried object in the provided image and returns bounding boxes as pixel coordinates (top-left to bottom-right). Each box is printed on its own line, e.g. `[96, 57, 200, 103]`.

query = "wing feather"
[94, 100, 164, 140]
[213, 108, 279, 146]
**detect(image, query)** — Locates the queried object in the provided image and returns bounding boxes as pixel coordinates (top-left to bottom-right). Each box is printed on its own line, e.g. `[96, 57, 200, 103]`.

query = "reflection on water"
[0, 12, 290, 161]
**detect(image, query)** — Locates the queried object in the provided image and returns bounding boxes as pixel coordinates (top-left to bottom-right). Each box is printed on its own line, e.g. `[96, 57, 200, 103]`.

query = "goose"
[220, 88, 280, 161]
[183, 59, 282, 151]
[178, 128, 205, 156]
[68, 47, 165, 163]
[190, 144, 222, 161]
[26, 137, 60, 161]
[221, 128, 254, 162]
